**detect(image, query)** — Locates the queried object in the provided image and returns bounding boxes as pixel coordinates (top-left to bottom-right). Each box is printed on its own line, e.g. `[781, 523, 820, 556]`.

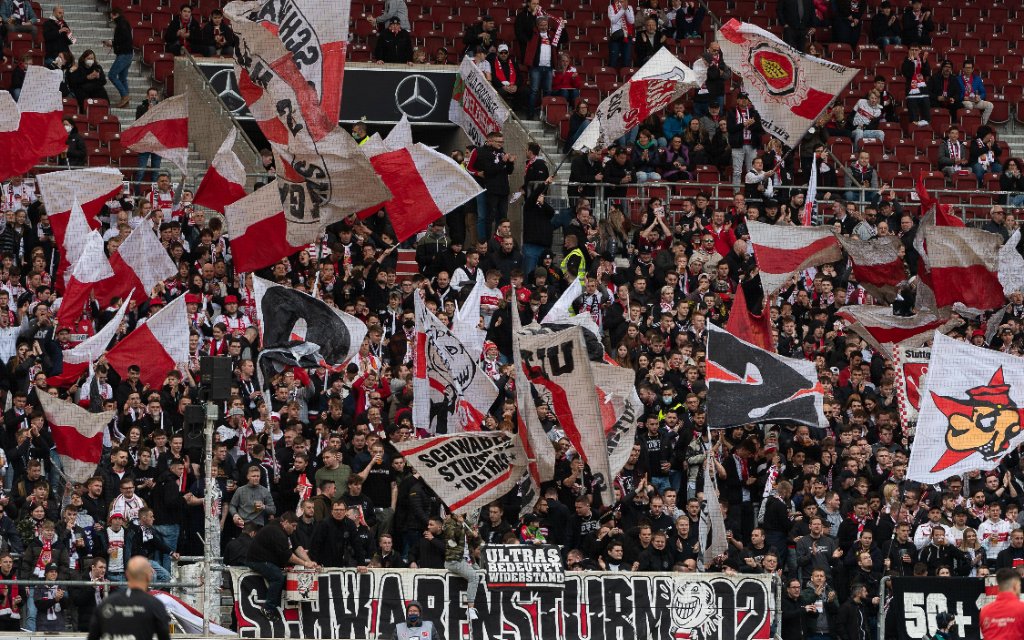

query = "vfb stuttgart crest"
[929, 367, 1024, 473]
[747, 42, 798, 97]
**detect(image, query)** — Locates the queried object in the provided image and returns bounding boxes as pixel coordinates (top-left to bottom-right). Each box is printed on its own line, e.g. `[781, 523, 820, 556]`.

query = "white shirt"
[979, 518, 1014, 557]
[607, 3, 635, 33]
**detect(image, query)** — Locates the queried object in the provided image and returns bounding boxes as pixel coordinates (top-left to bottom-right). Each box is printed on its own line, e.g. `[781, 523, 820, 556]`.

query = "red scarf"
[34, 537, 52, 577]
[494, 59, 517, 86]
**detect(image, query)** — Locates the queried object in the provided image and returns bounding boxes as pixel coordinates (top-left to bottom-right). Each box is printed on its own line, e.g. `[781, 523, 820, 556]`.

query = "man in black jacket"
[409, 516, 445, 569]
[727, 93, 764, 188]
[476, 131, 516, 242]
[198, 9, 236, 57]
[373, 17, 413, 64]
[462, 14, 497, 56]
[103, 7, 134, 107]
[776, 0, 815, 51]
[164, 4, 200, 55]
[42, 6, 73, 64]
[246, 512, 316, 619]
[310, 500, 355, 567]
[836, 583, 870, 640]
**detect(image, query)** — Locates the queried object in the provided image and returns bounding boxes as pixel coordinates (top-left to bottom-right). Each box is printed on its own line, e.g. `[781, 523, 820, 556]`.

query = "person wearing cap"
[395, 600, 438, 640]
[727, 92, 763, 188]
[462, 14, 496, 56]
[373, 16, 413, 64]
[214, 294, 252, 338]
[927, 59, 962, 121]
[33, 562, 65, 632]
[491, 43, 521, 107]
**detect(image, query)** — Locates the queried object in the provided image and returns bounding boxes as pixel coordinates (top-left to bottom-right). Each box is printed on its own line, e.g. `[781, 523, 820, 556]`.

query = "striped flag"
[38, 392, 115, 484]
[120, 94, 189, 174]
[747, 220, 843, 296]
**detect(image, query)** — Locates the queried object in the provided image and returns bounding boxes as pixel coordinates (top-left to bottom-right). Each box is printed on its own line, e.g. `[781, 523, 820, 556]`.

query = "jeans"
[445, 560, 482, 606]
[649, 475, 671, 495]
[150, 559, 171, 582]
[109, 53, 133, 98]
[1009, 194, 1024, 207]
[608, 38, 632, 68]
[877, 36, 901, 47]
[135, 153, 162, 190]
[523, 243, 547, 275]
[555, 88, 579, 106]
[636, 171, 662, 183]
[975, 162, 1002, 185]
[732, 145, 757, 186]
[21, 587, 34, 631]
[529, 66, 553, 118]
[485, 192, 508, 236]
[153, 523, 179, 574]
[246, 561, 286, 608]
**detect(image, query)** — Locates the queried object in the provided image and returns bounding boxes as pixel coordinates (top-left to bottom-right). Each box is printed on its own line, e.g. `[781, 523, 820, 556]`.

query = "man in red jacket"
[980, 568, 1024, 639]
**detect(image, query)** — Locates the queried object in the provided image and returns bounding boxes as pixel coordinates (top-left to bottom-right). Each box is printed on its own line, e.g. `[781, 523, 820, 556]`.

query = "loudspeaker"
[200, 356, 234, 402]
[183, 404, 205, 430]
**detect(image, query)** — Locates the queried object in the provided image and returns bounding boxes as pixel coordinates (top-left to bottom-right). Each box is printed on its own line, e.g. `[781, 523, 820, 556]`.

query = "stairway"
[521, 118, 566, 173]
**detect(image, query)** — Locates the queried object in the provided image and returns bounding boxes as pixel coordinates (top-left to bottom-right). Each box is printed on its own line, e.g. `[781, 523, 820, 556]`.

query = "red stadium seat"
[960, 110, 982, 135]
[878, 158, 899, 183]
[952, 172, 977, 191]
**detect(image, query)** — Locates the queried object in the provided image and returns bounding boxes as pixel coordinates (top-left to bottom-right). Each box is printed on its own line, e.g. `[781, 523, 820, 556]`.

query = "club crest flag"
[393, 432, 522, 514]
[894, 345, 930, 427]
[573, 48, 703, 151]
[449, 56, 510, 147]
[717, 19, 855, 146]
[908, 332, 1024, 483]
[706, 322, 826, 429]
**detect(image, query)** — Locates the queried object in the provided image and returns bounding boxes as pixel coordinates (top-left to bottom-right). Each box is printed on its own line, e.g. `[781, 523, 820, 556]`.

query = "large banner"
[449, 57, 510, 147]
[894, 345, 930, 427]
[230, 568, 777, 640]
[887, 577, 985, 640]
[481, 545, 564, 590]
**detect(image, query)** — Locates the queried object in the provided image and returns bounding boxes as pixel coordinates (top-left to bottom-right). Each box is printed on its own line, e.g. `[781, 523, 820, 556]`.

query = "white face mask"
[85, 59, 95, 67]
[64, 124, 73, 133]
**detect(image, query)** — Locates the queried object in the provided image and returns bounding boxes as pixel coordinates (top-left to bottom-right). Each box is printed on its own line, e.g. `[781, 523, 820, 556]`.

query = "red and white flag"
[920, 223, 1004, 311]
[105, 294, 189, 389]
[225, 183, 308, 273]
[573, 48, 703, 151]
[0, 66, 65, 181]
[717, 19, 855, 146]
[837, 304, 959, 357]
[94, 222, 176, 305]
[908, 332, 1024, 483]
[836, 234, 907, 303]
[61, 197, 94, 275]
[802, 154, 817, 226]
[449, 56, 511, 147]
[49, 296, 131, 388]
[57, 230, 114, 328]
[747, 220, 843, 296]
[36, 167, 123, 252]
[120, 94, 189, 174]
[193, 129, 247, 213]
[725, 278, 774, 352]
[38, 391, 115, 484]
[894, 344, 930, 427]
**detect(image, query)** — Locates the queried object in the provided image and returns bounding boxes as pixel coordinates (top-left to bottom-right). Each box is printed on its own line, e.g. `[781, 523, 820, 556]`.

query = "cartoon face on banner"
[669, 581, 718, 638]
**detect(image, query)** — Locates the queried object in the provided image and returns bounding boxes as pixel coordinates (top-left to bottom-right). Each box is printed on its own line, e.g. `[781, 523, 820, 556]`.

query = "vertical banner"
[449, 57, 510, 146]
[894, 345, 930, 428]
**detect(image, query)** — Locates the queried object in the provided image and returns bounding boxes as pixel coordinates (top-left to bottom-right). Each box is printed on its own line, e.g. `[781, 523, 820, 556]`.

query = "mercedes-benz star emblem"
[210, 68, 248, 115]
[394, 74, 439, 121]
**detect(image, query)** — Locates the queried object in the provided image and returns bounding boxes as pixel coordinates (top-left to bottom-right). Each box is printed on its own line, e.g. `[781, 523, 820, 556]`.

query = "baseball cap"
[498, 44, 509, 53]
[229, 407, 245, 417]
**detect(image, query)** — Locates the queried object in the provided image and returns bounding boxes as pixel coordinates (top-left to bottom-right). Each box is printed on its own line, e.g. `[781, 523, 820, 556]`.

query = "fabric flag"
[453, 279, 486, 361]
[36, 167, 123, 254]
[193, 129, 248, 213]
[225, 183, 310, 273]
[920, 223, 1004, 310]
[222, 0, 348, 124]
[94, 222, 177, 305]
[802, 154, 817, 226]
[573, 48, 703, 151]
[717, 19, 855, 146]
[150, 591, 234, 636]
[0, 326, 19, 364]
[57, 230, 115, 328]
[511, 307, 556, 495]
[120, 94, 189, 174]
[449, 56, 511, 147]
[61, 198, 93, 276]
[908, 332, 1024, 483]
[393, 432, 522, 514]
[412, 292, 498, 433]
[50, 297, 131, 388]
[747, 220, 843, 296]
[706, 321, 826, 429]
[544, 277, 583, 324]
[998, 229, 1024, 296]
[37, 391, 115, 484]
[0, 66, 66, 181]
[358, 141, 483, 242]
[517, 324, 615, 504]
[725, 277, 774, 352]
[105, 294, 190, 389]
[225, 2, 389, 229]
[592, 362, 642, 479]
[252, 276, 366, 379]
[837, 304, 957, 357]
[699, 458, 728, 564]
[836, 234, 907, 303]
[894, 344, 930, 427]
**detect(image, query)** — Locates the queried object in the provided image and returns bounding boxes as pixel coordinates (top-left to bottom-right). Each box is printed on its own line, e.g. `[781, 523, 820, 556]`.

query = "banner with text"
[230, 568, 776, 640]
[887, 577, 984, 640]
[894, 345, 930, 427]
[449, 57, 510, 147]
[481, 545, 564, 590]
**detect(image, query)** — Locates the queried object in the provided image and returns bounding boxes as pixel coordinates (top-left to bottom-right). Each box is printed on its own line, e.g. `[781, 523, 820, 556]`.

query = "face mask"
[85, 59, 95, 67]
[64, 124, 73, 133]
[662, 396, 673, 405]
[407, 614, 420, 624]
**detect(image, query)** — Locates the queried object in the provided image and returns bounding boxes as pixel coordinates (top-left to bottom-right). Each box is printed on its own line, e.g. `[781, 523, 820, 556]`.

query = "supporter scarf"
[848, 511, 867, 535]
[0, 573, 20, 618]
[11, 0, 24, 21]
[43, 585, 59, 620]
[494, 60, 517, 86]
[295, 472, 313, 515]
[34, 536, 52, 577]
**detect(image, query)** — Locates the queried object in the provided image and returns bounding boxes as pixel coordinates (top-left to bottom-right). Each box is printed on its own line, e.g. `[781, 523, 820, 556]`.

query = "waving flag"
[836, 234, 907, 303]
[706, 322, 826, 429]
[57, 230, 115, 328]
[512, 306, 556, 493]
[836, 304, 959, 357]
[747, 220, 843, 296]
[725, 277, 774, 352]
[94, 222, 177, 305]
[920, 223, 1004, 310]
[573, 48, 703, 151]
[908, 332, 1024, 483]
[38, 391, 115, 484]
[413, 292, 498, 433]
[592, 361, 642, 479]
[36, 168, 123, 252]
[999, 230, 1024, 296]
[453, 279, 486, 361]
[61, 198, 93, 276]
[449, 56, 510, 147]
[193, 129, 248, 213]
[717, 19, 855, 146]
[226, 184, 310, 273]
[50, 297, 131, 388]
[544, 278, 583, 324]
[699, 458, 729, 564]
[120, 94, 189, 173]
[0, 66, 65, 181]
[802, 154, 817, 226]
[105, 295, 190, 389]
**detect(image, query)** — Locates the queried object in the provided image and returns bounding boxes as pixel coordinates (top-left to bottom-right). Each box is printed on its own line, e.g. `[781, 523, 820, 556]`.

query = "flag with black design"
[252, 276, 367, 379]
[699, 458, 728, 565]
[706, 322, 827, 429]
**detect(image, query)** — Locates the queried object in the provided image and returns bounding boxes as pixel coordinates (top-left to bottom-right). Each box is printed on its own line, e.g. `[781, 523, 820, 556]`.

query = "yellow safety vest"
[561, 248, 586, 284]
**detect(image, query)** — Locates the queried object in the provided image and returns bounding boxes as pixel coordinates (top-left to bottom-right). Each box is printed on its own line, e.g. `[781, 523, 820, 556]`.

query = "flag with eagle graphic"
[908, 332, 1024, 483]
[706, 322, 827, 429]
[716, 19, 855, 146]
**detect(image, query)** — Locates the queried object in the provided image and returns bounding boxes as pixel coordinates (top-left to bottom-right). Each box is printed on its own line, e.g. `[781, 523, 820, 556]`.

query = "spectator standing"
[102, 7, 133, 108]
[523, 15, 557, 119]
[728, 92, 764, 187]
[870, 1, 901, 48]
[633, 16, 664, 66]
[370, 0, 409, 31]
[691, 43, 729, 115]
[831, 0, 863, 47]
[673, 0, 704, 39]
[475, 131, 515, 243]
[799, 568, 838, 640]
[901, 45, 931, 126]
[901, 0, 933, 46]
[606, 0, 634, 69]
[42, 5, 73, 65]
[135, 88, 164, 187]
[777, 0, 814, 52]
[462, 14, 496, 56]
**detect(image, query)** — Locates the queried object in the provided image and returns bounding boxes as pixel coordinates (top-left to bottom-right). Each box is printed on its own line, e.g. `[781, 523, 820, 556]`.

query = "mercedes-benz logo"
[209, 68, 249, 115]
[395, 74, 439, 121]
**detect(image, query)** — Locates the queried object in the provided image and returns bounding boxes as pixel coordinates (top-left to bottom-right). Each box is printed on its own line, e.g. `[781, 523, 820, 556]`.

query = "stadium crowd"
[2, 0, 1024, 638]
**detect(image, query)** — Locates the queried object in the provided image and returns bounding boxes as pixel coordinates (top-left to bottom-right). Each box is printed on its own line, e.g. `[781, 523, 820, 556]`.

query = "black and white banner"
[230, 568, 776, 640]
[888, 577, 985, 640]
[481, 545, 564, 590]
